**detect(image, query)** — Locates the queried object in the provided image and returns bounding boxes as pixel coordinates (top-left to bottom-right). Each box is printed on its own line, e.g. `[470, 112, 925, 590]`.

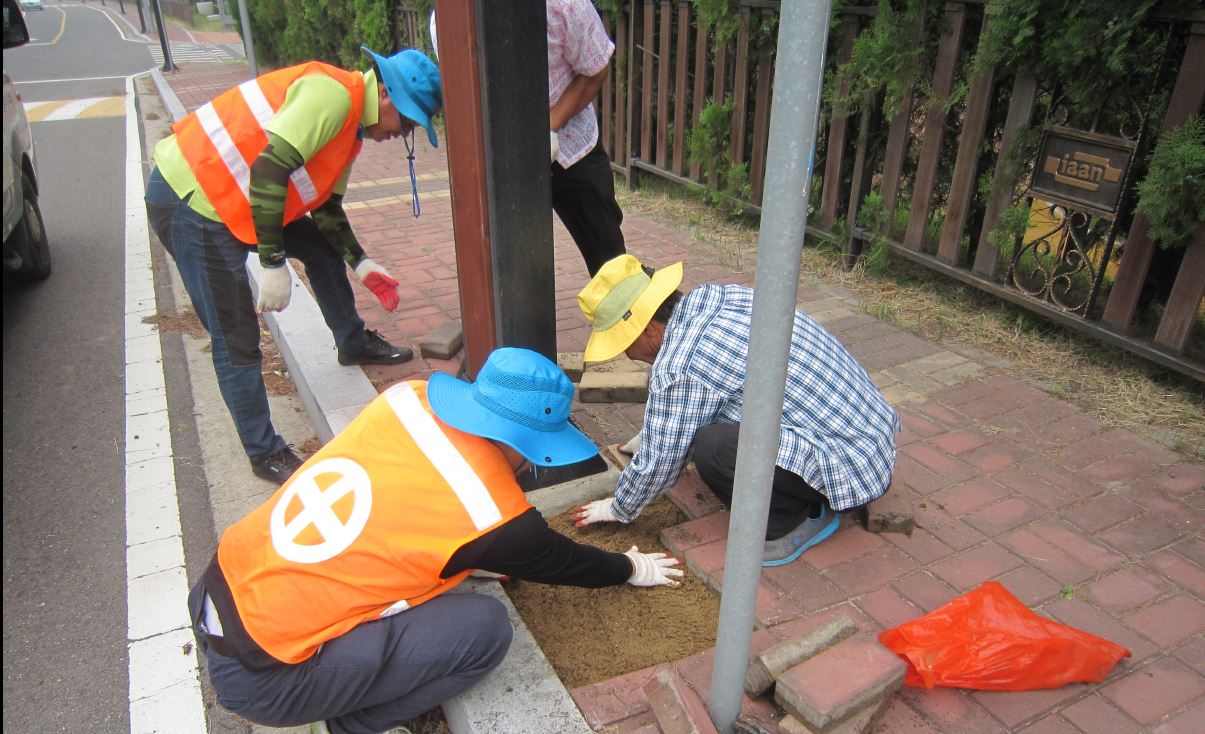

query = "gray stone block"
[420, 321, 464, 360]
[578, 370, 649, 403]
[557, 352, 584, 382]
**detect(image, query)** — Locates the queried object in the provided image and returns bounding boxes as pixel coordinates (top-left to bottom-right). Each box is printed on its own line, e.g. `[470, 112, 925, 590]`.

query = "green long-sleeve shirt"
[153, 68, 380, 269]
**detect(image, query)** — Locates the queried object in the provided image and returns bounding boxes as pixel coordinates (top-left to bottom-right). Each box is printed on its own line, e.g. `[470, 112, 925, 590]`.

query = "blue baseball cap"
[427, 348, 599, 467]
[361, 46, 442, 147]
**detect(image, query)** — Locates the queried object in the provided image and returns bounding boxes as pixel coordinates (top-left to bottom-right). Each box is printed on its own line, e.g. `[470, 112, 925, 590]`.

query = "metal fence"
[397, 1, 1204, 380]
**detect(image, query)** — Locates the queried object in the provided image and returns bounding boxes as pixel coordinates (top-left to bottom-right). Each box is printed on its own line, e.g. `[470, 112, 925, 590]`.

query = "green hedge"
[231, 0, 400, 70]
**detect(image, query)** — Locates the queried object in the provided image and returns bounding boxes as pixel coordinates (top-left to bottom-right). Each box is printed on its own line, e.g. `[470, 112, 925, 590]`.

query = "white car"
[19, 0, 44, 11]
[3, 0, 50, 281]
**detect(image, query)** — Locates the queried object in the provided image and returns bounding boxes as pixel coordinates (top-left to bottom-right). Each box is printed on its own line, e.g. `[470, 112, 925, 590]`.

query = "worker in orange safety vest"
[146, 47, 441, 486]
[187, 348, 683, 734]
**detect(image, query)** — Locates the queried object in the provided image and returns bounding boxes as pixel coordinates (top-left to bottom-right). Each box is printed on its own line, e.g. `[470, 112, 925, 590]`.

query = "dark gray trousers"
[195, 593, 511, 734]
[692, 423, 826, 540]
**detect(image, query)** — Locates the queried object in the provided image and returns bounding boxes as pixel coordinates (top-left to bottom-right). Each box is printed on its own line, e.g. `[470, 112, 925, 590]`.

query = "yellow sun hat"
[577, 255, 684, 363]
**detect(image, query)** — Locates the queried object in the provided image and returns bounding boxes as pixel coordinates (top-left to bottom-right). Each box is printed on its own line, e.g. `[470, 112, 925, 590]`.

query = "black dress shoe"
[338, 329, 414, 366]
[250, 446, 304, 484]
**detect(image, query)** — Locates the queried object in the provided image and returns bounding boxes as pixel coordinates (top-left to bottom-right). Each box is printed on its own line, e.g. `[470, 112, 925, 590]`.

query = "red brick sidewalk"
[152, 62, 1204, 734]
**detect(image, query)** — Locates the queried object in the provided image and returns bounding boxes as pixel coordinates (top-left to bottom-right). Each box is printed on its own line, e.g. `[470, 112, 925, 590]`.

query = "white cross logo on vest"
[270, 457, 373, 564]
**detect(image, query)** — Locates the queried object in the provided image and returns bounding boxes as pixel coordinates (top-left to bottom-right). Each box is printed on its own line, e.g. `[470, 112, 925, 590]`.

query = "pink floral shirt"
[547, 0, 615, 167]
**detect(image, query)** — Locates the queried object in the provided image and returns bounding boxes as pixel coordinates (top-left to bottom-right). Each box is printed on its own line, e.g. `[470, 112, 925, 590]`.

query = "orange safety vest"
[216, 381, 532, 664]
[172, 61, 365, 245]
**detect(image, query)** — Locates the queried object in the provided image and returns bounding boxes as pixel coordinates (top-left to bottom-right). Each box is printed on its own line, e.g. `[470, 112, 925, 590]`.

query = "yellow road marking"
[24, 96, 125, 121]
[49, 6, 66, 45]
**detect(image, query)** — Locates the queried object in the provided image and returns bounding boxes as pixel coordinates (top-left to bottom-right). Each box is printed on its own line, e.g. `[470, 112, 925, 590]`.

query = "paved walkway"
[149, 59, 1203, 734]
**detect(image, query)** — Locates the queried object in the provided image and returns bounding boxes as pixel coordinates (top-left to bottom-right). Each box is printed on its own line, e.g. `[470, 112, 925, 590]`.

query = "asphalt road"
[3, 4, 153, 731]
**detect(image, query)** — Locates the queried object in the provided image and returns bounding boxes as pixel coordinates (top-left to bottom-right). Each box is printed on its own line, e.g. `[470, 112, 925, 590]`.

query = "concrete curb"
[149, 72, 594, 734]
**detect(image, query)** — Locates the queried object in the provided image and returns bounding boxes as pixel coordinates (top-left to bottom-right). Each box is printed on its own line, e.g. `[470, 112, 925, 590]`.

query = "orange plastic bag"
[879, 581, 1130, 691]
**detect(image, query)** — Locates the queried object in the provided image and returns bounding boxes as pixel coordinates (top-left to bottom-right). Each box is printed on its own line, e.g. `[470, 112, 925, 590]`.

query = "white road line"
[123, 73, 207, 734]
[13, 75, 138, 84]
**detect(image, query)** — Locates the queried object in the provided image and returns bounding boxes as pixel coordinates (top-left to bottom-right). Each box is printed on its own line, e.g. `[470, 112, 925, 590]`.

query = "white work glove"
[354, 258, 401, 312]
[550, 131, 560, 163]
[619, 430, 642, 456]
[256, 264, 292, 313]
[572, 496, 620, 527]
[624, 546, 683, 588]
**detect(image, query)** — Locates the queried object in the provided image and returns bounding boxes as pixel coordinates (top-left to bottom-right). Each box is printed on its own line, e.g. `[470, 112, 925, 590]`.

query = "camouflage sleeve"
[310, 192, 366, 269]
[249, 134, 303, 268]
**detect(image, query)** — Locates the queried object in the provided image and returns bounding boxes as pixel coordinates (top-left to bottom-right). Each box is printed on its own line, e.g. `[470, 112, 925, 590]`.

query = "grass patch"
[615, 177, 1205, 460]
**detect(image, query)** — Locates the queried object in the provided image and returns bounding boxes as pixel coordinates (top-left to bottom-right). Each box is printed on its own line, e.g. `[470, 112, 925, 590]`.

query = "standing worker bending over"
[573, 255, 901, 567]
[188, 348, 681, 734]
[146, 48, 441, 483]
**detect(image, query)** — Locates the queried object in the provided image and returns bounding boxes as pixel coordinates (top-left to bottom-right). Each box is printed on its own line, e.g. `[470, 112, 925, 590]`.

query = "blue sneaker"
[761, 506, 840, 567]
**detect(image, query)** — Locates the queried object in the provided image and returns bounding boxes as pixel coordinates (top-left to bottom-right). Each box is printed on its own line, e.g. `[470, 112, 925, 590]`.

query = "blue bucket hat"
[427, 348, 598, 467]
[361, 46, 442, 147]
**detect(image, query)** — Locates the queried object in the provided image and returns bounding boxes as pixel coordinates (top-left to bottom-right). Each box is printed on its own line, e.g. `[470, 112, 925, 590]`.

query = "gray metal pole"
[149, 0, 175, 72]
[236, 0, 257, 77]
[706, 0, 833, 732]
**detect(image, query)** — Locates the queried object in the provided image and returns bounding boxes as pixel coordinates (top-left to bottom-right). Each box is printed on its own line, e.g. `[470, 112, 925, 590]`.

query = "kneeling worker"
[188, 347, 682, 734]
[572, 255, 900, 567]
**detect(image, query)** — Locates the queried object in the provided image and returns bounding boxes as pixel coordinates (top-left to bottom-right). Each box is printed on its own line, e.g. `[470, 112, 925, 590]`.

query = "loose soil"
[506, 498, 721, 689]
[145, 307, 297, 397]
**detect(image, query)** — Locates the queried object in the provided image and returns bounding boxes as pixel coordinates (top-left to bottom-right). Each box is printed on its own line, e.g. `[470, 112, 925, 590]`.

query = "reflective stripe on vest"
[385, 385, 504, 531]
[173, 62, 364, 245]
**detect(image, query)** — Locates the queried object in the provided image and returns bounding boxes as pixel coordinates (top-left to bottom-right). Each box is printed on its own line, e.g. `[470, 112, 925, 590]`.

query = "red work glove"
[354, 259, 401, 312]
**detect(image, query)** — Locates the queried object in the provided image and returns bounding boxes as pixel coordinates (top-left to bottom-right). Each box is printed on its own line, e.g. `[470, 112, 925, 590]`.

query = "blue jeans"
[145, 167, 369, 460]
[189, 583, 512, 734]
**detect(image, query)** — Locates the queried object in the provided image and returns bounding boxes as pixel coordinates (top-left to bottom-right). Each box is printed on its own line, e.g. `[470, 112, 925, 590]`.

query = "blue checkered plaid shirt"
[612, 284, 900, 521]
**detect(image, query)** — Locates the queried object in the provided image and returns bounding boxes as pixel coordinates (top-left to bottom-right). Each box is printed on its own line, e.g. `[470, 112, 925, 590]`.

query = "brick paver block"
[931, 477, 1011, 517]
[1059, 693, 1142, 734]
[803, 526, 885, 571]
[760, 558, 850, 613]
[1101, 656, 1205, 726]
[1061, 493, 1144, 535]
[1098, 512, 1185, 557]
[1123, 594, 1205, 648]
[897, 685, 1006, 734]
[930, 541, 1024, 591]
[682, 539, 728, 588]
[746, 614, 858, 696]
[993, 567, 1063, 607]
[774, 635, 906, 732]
[901, 444, 978, 484]
[661, 512, 731, 556]
[417, 320, 463, 359]
[1150, 463, 1205, 494]
[881, 526, 955, 565]
[891, 571, 958, 613]
[855, 588, 923, 631]
[1152, 700, 1205, 733]
[642, 669, 719, 734]
[863, 481, 916, 536]
[964, 496, 1043, 537]
[971, 684, 1087, 730]
[1146, 550, 1205, 597]
[665, 472, 727, 520]
[1043, 598, 1159, 664]
[825, 547, 922, 597]
[570, 663, 667, 729]
[930, 429, 992, 456]
[1084, 566, 1170, 615]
